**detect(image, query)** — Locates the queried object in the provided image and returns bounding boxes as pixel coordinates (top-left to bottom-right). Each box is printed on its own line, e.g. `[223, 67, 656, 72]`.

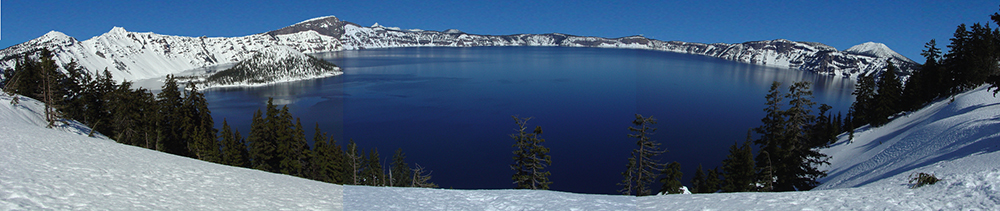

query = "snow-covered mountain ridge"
[0, 93, 344, 210]
[1, 16, 917, 84]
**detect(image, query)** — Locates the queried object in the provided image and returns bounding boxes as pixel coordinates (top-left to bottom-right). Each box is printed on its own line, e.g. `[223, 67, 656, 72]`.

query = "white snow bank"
[0, 93, 343, 210]
[345, 185, 634, 210]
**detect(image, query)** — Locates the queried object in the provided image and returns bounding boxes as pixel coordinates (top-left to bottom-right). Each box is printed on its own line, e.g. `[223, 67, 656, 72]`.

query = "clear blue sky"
[1, 0, 997, 62]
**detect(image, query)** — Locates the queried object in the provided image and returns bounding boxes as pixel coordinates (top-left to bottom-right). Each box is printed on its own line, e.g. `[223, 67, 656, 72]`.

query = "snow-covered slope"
[643, 86, 1000, 209]
[0, 26, 342, 84]
[818, 85, 1000, 191]
[0, 93, 343, 210]
[2, 85, 999, 210]
[1, 16, 917, 86]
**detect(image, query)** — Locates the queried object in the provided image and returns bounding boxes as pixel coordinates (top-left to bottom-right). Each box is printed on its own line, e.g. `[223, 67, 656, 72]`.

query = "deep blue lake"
[204, 46, 855, 194]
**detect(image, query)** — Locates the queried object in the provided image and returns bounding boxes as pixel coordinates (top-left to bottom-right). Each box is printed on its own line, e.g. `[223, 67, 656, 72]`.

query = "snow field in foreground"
[0, 94, 343, 210]
[2, 86, 999, 210]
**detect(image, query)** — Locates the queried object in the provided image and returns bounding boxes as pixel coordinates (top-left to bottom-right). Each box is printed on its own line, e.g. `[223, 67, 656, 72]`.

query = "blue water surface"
[204, 46, 855, 194]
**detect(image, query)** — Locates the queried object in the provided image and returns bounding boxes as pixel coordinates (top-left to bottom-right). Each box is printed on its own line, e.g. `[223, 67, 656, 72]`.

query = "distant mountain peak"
[267, 16, 353, 38]
[37, 31, 75, 43]
[295, 15, 339, 25]
[442, 29, 464, 34]
[41, 31, 70, 39]
[108, 26, 128, 35]
[845, 42, 914, 63]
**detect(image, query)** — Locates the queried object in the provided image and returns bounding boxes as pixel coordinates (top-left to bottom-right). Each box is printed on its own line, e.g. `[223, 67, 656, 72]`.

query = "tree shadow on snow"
[849, 116, 1000, 188]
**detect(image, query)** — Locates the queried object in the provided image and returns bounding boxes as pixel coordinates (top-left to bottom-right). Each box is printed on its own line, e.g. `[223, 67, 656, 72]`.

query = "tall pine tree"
[871, 60, 903, 126]
[619, 114, 666, 196]
[721, 140, 755, 192]
[390, 148, 413, 187]
[156, 75, 186, 155]
[754, 82, 784, 191]
[509, 116, 552, 190]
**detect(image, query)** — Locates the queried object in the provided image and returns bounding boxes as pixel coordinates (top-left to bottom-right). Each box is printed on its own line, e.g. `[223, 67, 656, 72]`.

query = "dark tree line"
[1, 53, 435, 188]
[683, 7, 1000, 195]
[852, 7, 1000, 129]
[681, 81, 834, 194]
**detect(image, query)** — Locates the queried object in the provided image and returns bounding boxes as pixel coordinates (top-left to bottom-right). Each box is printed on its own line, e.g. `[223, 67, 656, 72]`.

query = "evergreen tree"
[705, 167, 722, 193]
[780, 81, 829, 191]
[846, 110, 856, 143]
[755, 81, 829, 191]
[55, 61, 92, 127]
[919, 39, 946, 100]
[617, 154, 636, 195]
[851, 73, 877, 126]
[902, 40, 937, 110]
[620, 114, 666, 196]
[306, 123, 345, 183]
[277, 117, 309, 177]
[945, 24, 973, 93]
[990, 11, 1000, 96]
[156, 75, 186, 155]
[184, 83, 219, 162]
[966, 23, 998, 88]
[657, 162, 684, 194]
[721, 140, 756, 192]
[690, 164, 707, 193]
[37, 49, 60, 128]
[754, 82, 784, 192]
[108, 81, 140, 145]
[219, 120, 237, 165]
[808, 104, 835, 146]
[360, 148, 386, 186]
[345, 139, 362, 185]
[509, 116, 552, 190]
[390, 148, 413, 187]
[871, 60, 903, 126]
[248, 98, 279, 172]
[832, 112, 842, 143]
[308, 129, 346, 184]
[220, 120, 249, 168]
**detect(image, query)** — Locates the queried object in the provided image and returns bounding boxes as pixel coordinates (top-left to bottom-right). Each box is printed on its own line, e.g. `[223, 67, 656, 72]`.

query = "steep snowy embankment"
[0, 94, 343, 210]
[818, 85, 1000, 190]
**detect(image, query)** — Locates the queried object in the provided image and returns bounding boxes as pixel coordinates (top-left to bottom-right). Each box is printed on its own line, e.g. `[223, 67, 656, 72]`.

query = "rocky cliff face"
[1, 16, 918, 85]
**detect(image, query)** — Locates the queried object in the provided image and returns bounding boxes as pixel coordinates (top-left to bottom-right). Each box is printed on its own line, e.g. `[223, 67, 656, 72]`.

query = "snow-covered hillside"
[199, 45, 342, 89]
[3, 85, 998, 209]
[640, 86, 1000, 209]
[0, 94, 343, 210]
[1, 16, 917, 87]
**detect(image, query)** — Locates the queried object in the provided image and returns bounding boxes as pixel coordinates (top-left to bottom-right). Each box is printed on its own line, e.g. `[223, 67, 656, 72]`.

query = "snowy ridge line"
[2, 16, 917, 86]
